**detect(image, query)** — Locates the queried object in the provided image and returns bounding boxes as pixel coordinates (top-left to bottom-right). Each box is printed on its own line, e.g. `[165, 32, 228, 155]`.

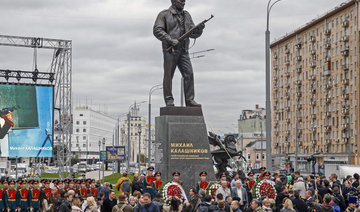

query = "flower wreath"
[159, 181, 183, 203]
[253, 180, 277, 199]
[205, 182, 221, 201]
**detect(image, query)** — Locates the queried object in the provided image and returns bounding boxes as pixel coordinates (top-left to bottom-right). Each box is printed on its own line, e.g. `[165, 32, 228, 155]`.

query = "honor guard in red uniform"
[40, 179, 46, 190]
[248, 172, 255, 189]
[85, 179, 91, 188]
[67, 180, 76, 193]
[219, 173, 230, 187]
[16, 179, 22, 191]
[196, 172, 209, 192]
[63, 179, 69, 190]
[79, 180, 90, 200]
[4, 180, 20, 212]
[75, 180, 81, 193]
[44, 180, 52, 200]
[90, 179, 97, 198]
[30, 180, 40, 212]
[19, 180, 31, 212]
[0, 179, 7, 212]
[258, 167, 266, 181]
[57, 180, 65, 195]
[152, 172, 163, 192]
[143, 167, 156, 199]
[171, 172, 182, 185]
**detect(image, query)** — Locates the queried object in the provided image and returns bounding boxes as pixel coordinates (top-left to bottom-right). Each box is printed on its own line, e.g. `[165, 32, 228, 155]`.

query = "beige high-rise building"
[270, 0, 360, 170]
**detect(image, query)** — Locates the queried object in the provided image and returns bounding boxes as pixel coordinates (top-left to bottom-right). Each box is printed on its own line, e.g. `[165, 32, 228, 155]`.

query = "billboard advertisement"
[0, 84, 53, 157]
[106, 146, 125, 161]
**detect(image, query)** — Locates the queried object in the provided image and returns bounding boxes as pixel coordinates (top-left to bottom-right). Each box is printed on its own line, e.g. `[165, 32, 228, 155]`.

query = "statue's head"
[171, 0, 185, 12]
[224, 135, 236, 144]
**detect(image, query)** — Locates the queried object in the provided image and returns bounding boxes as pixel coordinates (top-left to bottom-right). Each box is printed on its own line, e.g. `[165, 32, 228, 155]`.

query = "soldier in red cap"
[4, 179, 20, 212]
[90, 179, 98, 198]
[196, 172, 209, 193]
[44, 180, 52, 200]
[0, 179, 7, 212]
[258, 167, 266, 181]
[152, 172, 163, 192]
[79, 180, 90, 200]
[30, 180, 40, 212]
[218, 173, 230, 187]
[19, 180, 31, 212]
[67, 180, 76, 193]
[143, 167, 156, 199]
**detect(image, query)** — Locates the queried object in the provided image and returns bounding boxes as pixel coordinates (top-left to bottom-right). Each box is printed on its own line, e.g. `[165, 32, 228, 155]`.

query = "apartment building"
[270, 0, 360, 168]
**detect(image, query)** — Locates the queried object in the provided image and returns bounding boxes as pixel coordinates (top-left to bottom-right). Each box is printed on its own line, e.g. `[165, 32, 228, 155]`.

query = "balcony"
[273, 54, 278, 59]
[325, 56, 331, 62]
[310, 100, 316, 106]
[342, 19, 349, 27]
[310, 49, 316, 55]
[325, 111, 331, 117]
[310, 127, 317, 133]
[296, 55, 302, 61]
[285, 48, 290, 54]
[284, 60, 290, 66]
[273, 76, 278, 81]
[284, 106, 290, 111]
[296, 65, 302, 73]
[285, 82, 290, 88]
[325, 96, 331, 103]
[342, 64, 349, 71]
[274, 86, 278, 91]
[285, 130, 290, 135]
[274, 142, 279, 147]
[284, 71, 290, 77]
[310, 114, 316, 119]
[342, 79, 349, 85]
[342, 92, 349, 99]
[285, 94, 290, 100]
[325, 139, 331, 144]
[342, 123, 349, 130]
[297, 116, 302, 121]
[341, 49, 349, 56]
[297, 104, 302, 109]
[325, 125, 332, 132]
[342, 137, 350, 143]
[341, 35, 349, 42]
[295, 42, 302, 49]
[297, 129, 302, 134]
[295, 80, 302, 85]
[310, 62, 316, 68]
[310, 85, 316, 92]
[323, 69, 331, 76]
[296, 92, 302, 97]
[273, 65, 279, 70]
[325, 29, 331, 35]
[342, 106, 349, 114]
[325, 42, 331, 49]
[325, 83, 332, 90]
[310, 35, 316, 42]
[285, 118, 290, 123]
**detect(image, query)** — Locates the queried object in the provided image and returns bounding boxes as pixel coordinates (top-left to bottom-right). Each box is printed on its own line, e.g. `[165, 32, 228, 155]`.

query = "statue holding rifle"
[153, 0, 214, 107]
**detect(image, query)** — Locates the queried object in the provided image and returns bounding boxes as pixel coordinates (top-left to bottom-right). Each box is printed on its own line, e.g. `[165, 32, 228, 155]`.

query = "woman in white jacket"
[39, 190, 52, 212]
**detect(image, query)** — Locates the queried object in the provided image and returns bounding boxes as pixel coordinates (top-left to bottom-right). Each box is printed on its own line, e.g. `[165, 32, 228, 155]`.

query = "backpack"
[122, 180, 131, 193]
[113, 204, 127, 212]
[198, 204, 210, 212]
[54, 198, 66, 212]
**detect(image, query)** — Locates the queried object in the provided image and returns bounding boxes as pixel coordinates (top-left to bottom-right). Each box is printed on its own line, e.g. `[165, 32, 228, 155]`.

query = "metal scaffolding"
[0, 34, 72, 179]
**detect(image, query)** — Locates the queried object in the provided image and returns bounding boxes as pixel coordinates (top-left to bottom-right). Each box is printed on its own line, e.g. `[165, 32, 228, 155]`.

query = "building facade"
[70, 106, 117, 163]
[120, 105, 148, 164]
[270, 0, 360, 168]
[238, 105, 266, 151]
[244, 140, 266, 169]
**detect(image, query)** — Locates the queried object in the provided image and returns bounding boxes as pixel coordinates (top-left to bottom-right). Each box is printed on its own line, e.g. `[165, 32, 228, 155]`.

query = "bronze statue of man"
[153, 0, 205, 107]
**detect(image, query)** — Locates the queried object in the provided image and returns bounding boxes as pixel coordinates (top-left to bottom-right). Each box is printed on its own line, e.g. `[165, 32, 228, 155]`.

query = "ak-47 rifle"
[167, 14, 214, 53]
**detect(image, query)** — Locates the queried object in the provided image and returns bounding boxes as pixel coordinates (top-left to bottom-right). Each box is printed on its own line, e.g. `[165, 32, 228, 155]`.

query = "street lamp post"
[138, 124, 142, 174]
[148, 84, 162, 167]
[98, 140, 101, 182]
[265, 0, 281, 172]
[102, 138, 105, 185]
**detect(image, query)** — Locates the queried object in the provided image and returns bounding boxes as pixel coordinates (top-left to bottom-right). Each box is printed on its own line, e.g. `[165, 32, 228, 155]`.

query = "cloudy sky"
[0, 0, 347, 134]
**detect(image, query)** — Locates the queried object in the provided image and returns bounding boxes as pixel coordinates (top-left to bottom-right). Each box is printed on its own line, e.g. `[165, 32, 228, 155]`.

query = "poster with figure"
[0, 84, 53, 157]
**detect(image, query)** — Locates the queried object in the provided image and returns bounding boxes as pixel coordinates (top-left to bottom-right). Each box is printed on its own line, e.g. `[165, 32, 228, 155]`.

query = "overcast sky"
[0, 0, 347, 134]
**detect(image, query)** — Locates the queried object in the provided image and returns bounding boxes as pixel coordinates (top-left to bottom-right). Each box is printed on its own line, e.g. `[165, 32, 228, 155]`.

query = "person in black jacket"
[352, 173, 359, 188]
[102, 190, 117, 212]
[292, 190, 307, 212]
[333, 186, 346, 212]
[198, 195, 216, 212]
[131, 175, 143, 194]
[275, 186, 289, 212]
[58, 193, 73, 212]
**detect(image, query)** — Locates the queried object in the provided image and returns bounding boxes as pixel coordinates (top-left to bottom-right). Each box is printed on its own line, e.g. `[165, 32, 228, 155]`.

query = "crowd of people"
[1, 166, 360, 212]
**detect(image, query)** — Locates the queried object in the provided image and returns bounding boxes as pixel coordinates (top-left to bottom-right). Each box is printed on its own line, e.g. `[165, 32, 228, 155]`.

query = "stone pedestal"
[155, 107, 215, 194]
